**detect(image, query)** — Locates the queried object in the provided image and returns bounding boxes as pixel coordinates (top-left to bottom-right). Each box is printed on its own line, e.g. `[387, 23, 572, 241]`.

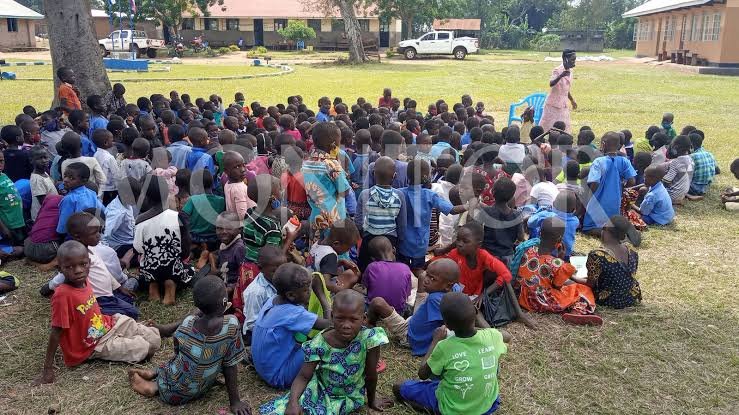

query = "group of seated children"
[2, 80, 733, 414]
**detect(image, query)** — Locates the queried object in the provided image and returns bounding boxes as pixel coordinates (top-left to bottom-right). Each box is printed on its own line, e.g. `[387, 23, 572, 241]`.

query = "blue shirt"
[364, 159, 409, 189]
[398, 186, 453, 259]
[407, 286, 461, 356]
[102, 197, 135, 248]
[351, 153, 370, 186]
[461, 131, 471, 146]
[640, 182, 674, 225]
[186, 146, 215, 175]
[430, 141, 454, 161]
[527, 207, 580, 259]
[56, 186, 106, 234]
[315, 111, 331, 122]
[252, 298, 318, 388]
[168, 141, 192, 170]
[80, 133, 96, 157]
[88, 115, 108, 141]
[583, 155, 636, 231]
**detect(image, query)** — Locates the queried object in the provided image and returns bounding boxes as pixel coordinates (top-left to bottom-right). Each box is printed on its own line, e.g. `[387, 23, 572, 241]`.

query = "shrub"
[532, 34, 561, 52]
[277, 21, 317, 43]
[228, 44, 240, 52]
[385, 49, 396, 58]
[247, 46, 269, 57]
[217, 47, 231, 55]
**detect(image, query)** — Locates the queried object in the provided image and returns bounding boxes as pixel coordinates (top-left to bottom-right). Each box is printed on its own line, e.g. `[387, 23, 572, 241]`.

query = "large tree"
[309, 0, 367, 63]
[43, 0, 111, 106]
[375, 0, 461, 39]
[137, 0, 222, 36]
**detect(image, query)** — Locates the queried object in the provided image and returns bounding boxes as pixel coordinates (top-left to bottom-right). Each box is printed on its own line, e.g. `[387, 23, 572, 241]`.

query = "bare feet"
[128, 370, 158, 397]
[162, 280, 176, 306]
[148, 282, 161, 303]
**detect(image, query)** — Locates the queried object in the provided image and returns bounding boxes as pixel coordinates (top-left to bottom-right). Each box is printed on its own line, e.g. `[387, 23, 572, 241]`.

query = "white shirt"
[94, 148, 120, 191]
[242, 273, 277, 334]
[530, 181, 560, 207]
[49, 246, 120, 297]
[498, 143, 526, 165]
[431, 180, 458, 247]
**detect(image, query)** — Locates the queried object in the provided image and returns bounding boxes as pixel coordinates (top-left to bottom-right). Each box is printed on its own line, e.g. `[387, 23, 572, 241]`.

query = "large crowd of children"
[0, 65, 735, 414]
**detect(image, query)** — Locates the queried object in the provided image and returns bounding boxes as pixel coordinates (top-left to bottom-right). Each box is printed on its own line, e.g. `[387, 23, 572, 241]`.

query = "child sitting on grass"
[103, 177, 141, 269]
[172, 168, 191, 211]
[514, 217, 602, 326]
[586, 215, 642, 309]
[632, 151, 653, 186]
[128, 275, 252, 414]
[362, 236, 412, 315]
[34, 240, 161, 385]
[629, 165, 675, 226]
[368, 258, 460, 356]
[241, 246, 287, 344]
[260, 290, 391, 415]
[394, 292, 508, 415]
[223, 151, 255, 220]
[721, 159, 739, 210]
[183, 170, 225, 270]
[135, 176, 191, 305]
[663, 135, 694, 205]
[60, 132, 107, 190]
[56, 163, 106, 236]
[252, 263, 331, 389]
[687, 132, 716, 199]
[214, 212, 246, 290]
[122, 138, 153, 181]
[91, 129, 120, 205]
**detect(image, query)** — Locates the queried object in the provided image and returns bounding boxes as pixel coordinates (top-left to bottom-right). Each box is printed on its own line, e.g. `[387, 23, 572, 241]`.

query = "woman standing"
[540, 49, 578, 133]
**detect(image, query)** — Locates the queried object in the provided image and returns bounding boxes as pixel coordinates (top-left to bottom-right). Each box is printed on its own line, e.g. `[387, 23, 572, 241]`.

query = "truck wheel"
[146, 48, 157, 59]
[99, 45, 109, 57]
[453, 47, 467, 60]
[130, 44, 139, 58]
[404, 48, 416, 60]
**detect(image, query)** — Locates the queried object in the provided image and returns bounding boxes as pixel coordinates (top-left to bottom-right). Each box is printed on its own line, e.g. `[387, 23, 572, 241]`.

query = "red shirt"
[58, 83, 82, 113]
[281, 171, 307, 203]
[51, 281, 113, 366]
[439, 248, 512, 296]
[378, 97, 393, 108]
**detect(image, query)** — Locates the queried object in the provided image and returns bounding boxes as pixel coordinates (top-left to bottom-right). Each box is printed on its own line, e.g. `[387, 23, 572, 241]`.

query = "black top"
[3, 149, 33, 182]
[481, 205, 523, 259]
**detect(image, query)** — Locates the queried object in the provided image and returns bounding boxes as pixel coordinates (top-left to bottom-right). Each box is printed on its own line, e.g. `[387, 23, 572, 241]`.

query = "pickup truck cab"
[99, 30, 165, 58]
[397, 31, 479, 60]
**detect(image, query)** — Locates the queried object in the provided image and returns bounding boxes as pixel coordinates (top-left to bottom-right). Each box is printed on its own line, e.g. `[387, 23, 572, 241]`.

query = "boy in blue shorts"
[394, 292, 508, 414]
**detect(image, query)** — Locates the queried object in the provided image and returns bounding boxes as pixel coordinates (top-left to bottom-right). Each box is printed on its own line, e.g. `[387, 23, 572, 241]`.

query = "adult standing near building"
[540, 49, 577, 133]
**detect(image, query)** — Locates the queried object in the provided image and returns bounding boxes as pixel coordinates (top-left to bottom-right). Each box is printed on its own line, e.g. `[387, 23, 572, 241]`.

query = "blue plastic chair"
[508, 92, 547, 126]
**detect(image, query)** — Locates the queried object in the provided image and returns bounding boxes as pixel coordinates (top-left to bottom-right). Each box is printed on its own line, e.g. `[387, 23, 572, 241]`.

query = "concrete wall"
[634, 3, 737, 66]
[181, 17, 400, 49]
[0, 18, 36, 49]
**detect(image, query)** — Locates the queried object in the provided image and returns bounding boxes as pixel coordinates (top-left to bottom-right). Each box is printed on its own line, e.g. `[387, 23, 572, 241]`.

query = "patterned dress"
[260, 327, 389, 415]
[517, 247, 597, 315]
[301, 150, 351, 241]
[586, 247, 642, 309]
[133, 209, 191, 284]
[157, 315, 245, 405]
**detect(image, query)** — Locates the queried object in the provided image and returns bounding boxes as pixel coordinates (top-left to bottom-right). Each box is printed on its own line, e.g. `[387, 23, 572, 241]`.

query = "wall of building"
[0, 18, 36, 49]
[181, 17, 398, 49]
[634, 3, 737, 65]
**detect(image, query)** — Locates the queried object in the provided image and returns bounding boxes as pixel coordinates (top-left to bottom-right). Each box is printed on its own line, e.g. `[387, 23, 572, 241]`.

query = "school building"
[0, 0, 44, 51]
[624, 0, 739, 67]
[180, 0, 402, 49]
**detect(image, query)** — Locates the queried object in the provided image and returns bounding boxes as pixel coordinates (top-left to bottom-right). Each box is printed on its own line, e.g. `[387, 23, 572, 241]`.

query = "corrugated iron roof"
[623, 0, 713, 18]
[0, 0, 44, 20]
[187, 0, 377, 19]
[433, 19, 481, 31]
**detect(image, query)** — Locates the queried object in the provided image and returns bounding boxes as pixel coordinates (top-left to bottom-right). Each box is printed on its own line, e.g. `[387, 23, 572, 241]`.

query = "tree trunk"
[337, 0, 367, 63]
[44, 0, 112, 108]
[405, 15, 414, 39]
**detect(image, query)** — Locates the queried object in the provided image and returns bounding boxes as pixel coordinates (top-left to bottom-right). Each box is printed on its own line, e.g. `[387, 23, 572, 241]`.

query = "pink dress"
[540, 65, 573, 133]
[152, 166, 178, 196]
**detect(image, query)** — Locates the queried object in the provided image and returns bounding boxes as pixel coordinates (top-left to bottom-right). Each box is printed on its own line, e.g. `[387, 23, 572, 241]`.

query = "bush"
[278, 21, 317, 43]
[606, 19, 636, 50]
[532, 34, 561, 52]
[217, 47, 231, 55]
[228, 44, 240, 52]
[247, 46, 269, 57]
[385, 49, 396, 58]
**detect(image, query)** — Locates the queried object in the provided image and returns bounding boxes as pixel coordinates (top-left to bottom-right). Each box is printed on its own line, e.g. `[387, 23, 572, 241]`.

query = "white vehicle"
[99, 30, 165, 58]
[397, 31, 479, 60]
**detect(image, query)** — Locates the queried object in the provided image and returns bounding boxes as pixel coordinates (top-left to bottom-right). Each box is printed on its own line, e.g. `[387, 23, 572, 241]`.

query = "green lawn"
[0, 53, 738, 415]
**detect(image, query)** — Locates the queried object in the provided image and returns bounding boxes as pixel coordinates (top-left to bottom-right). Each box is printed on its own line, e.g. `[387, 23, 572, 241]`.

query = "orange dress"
[58, 83, 82, 113]
[517, 247, 596, 315]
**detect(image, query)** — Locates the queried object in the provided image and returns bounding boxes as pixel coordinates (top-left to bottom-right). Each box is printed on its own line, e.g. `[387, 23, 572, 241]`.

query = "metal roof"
[0, 0, 44, 20]
[433, 19, 481, 31]
[623, 0, 713, 18]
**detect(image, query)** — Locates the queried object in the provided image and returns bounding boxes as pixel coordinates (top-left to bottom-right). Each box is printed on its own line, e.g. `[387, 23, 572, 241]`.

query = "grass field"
[0, 51, 738, 415]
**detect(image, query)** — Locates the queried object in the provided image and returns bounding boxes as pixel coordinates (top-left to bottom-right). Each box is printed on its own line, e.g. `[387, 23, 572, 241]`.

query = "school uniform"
[640, 182, 674, 225]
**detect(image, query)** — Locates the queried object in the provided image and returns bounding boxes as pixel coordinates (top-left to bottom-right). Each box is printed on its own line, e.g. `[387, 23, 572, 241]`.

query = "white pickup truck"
[397, 31, 479, 60]
[99, 30, 165, 58]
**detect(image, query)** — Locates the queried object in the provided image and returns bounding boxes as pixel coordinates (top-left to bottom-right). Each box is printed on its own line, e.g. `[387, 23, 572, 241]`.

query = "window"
[204, 18, 218, 31]
[680, 16, 687, 42]
[711, 12, 721, 41]
[702, 13, 711, 41]
[226, 19, 239, 31]
[690, 14, 700, 41]
[637, 21, 650, 41]
[358, 19, 369, 32]
[420, 33, 435, 41]
[331, 19, 345, 33]
[7, 18, 18, 32]
[274, 19, 288, 31]
[307, 19, 322, 33]
[111, 31, 120, 40]
[664, 16, 675, 41]
[133, 31, 146, 39]
[181, 18, 194, 30]
[437, 32, 450, 40]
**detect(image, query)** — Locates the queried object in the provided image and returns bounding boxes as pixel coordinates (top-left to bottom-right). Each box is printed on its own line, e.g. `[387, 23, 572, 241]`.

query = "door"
[120, 30, 131, 50]
[379, 18, 389, 47]
[417, 32, 435, 53]
[434, 32, 451, 53]
[254, 19, 264, 46]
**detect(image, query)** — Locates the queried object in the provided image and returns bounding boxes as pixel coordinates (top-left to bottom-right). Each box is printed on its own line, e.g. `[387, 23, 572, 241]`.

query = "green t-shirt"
[182, 193, 225, 236]
[0, 173, 25, 230]
[427, 328, 507, 415]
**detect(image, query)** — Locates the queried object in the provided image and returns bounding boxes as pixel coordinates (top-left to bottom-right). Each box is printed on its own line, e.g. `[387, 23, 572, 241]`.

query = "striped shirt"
[242, 207, 282, 263]
[690, 148, 716, 186]
[664, 155, 694, 202]
[362, 186, 402, 236]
